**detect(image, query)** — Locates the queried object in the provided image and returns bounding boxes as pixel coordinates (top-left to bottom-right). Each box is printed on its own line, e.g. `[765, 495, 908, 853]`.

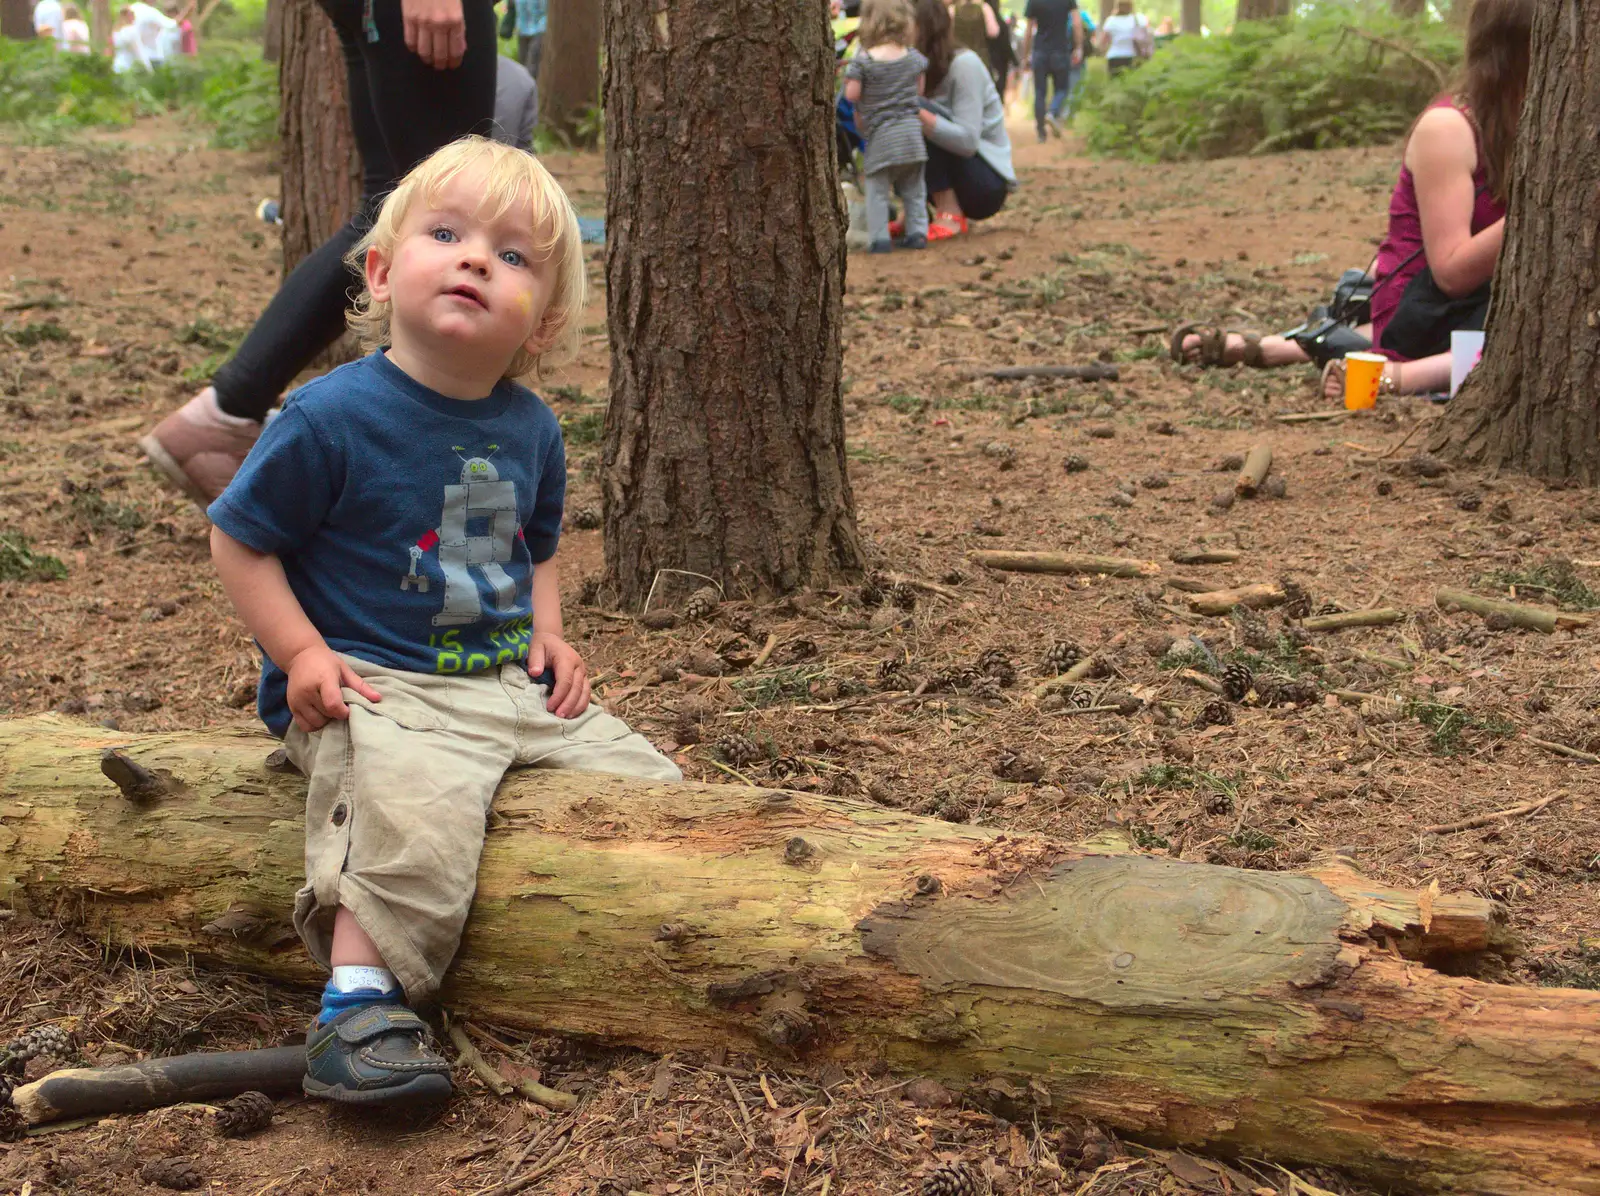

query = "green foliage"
[1079, 3, 1463, 162]
[731, 667, 828, 709]
[0, 533, 67, 582]
[560, 409, 606, 446]
[1479, 559, 1600, 611]
[69, 487, 146, 532]
[7, 319, 73, 347]
[1403, 698, 1515, 755]
[0, 38, 276, 149]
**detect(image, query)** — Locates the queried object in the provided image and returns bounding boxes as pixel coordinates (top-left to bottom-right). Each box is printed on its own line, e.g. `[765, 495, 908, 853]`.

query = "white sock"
[331, 965, 399, 994]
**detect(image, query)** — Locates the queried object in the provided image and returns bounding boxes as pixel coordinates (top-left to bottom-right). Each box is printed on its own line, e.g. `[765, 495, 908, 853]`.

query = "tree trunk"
[1426, 0, 1600, 481]
[1391, 0, 1425, 15]
[1180, 0, 1202, 35]
[600, 0, 863, 608]
[273, 0, 362, 365]
[90, 0, 108, 49]
[262, 0, 282, 61]
[1234, 0, 1287, 19]
[3, 717, 1598, 1196]
[1, 0, 36, 40]
[538, 0, 600, 144]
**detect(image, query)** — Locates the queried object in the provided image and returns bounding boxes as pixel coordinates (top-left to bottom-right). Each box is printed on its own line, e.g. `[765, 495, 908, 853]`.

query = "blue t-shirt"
[208, 352, 566, 737]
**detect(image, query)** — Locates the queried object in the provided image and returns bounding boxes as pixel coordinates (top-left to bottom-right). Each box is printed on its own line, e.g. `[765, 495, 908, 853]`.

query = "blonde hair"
[858, 0, 916, 48]
[344, 136, 587, 384]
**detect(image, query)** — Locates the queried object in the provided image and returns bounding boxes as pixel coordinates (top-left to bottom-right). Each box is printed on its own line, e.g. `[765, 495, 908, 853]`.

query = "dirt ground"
[1, 108, 1597, 1195]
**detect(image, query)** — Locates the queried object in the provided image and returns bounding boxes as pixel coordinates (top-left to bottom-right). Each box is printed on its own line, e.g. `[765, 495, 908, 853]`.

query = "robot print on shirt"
[401, 445, 526, 627]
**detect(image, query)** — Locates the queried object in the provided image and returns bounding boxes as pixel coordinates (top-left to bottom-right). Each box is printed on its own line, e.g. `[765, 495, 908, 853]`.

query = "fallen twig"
[1300, 608, 1405, 632]
[1030, 656, 1099, 699]
[966, 363, 1119, 381]
[1178, 669, 1224, 695]
[1525, 736, 1600, 765]
[882, 571, 963, 600]
[1436, 588, 1593, 634]
[1170, 548, 1241, 566]
[1424, 792, 1563, 836]
[1275, 410, 1347, 424]
[750, 633, 780, 670]
[1235, 444, 1273, 498]
[448, 1022, 512, 1097]
[971, 550, 1161, 578]
[1187, 583, 1286, 616]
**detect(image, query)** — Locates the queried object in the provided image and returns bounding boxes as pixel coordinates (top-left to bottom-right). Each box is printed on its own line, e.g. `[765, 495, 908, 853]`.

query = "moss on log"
[0, 716, 1597, 1195]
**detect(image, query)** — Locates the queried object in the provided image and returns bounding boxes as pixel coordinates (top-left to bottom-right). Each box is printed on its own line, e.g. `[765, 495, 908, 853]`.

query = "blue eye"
[500, 249, 526, 267]
[432, 227, 458, 243]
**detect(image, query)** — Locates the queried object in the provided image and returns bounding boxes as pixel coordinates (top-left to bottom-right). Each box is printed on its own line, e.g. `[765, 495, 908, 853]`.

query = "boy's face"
[366, 169, 558, 371]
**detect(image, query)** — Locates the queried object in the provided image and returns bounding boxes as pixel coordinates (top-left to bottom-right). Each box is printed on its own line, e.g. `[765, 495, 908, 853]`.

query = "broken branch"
[99, 748, 171, 802]
[1234, 444, 1273, 497]
[1186, 583, 1287, 616]
[1169, 549, 1241, 566]
[970, 551, 1161, 579]
[1299, 608, 1405, 633]
[1424, 792, 1563, 836]
[1435, 588, 1593, 634]
[967, 363, 1119, 381]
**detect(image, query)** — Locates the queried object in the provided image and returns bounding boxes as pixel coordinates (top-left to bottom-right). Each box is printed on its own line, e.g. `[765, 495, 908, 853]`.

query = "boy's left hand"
[530, 632, 590, 718]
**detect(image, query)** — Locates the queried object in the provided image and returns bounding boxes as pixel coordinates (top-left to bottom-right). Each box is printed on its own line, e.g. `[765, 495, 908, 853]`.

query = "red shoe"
[926, 213, 968, 241]
[888, 219, 905, 238]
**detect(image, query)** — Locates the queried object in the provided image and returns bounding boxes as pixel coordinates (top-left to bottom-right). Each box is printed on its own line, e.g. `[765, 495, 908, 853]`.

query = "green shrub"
[1079, 3, 1463, 161]
[0, 37, 276, 149]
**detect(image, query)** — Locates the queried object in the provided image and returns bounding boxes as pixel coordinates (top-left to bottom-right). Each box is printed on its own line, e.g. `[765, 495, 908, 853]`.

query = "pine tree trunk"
[262, 0, 282, 61]
[1180, 0, 1203, 34]
[1, 0, 36, 40]
[537, 0, 600, 144]
[90, 0, 108, 49]
[1427, 0, 1599, 480]
[600, 0, 863, 608]
[1234, 0, 1287, 18]
[2, 716, 1599, 1195]
[273, 0, 361, 363]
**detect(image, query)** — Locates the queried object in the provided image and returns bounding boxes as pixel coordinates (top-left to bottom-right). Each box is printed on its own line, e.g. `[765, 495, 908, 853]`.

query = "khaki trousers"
[283, 656, 681, 1001]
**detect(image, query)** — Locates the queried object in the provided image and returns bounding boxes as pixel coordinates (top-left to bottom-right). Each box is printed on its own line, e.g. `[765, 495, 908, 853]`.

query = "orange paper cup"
[1343, 351, 1386, 410]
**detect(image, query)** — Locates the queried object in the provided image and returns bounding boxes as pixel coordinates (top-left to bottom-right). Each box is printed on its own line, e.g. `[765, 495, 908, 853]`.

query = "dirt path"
[0, 116, 1595, 1194]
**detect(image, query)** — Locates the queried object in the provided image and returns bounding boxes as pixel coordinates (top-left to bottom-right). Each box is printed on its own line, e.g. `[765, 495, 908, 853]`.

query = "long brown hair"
[911, 0, 955, 93]
[1457, 0, 1533, 200]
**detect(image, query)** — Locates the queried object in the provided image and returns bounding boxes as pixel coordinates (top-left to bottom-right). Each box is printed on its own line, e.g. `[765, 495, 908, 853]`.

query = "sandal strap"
[1240, 332, 1266, 368]
[1197, 327, 1227, 366]
[333, 1005, 427, 1045]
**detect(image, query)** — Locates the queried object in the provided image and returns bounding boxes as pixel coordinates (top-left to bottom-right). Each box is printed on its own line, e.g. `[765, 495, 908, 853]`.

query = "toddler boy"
[208, 137, 680, 1105]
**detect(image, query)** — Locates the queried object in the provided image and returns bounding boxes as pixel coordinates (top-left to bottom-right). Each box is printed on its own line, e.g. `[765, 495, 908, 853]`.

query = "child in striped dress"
[843, 0, 929, 253]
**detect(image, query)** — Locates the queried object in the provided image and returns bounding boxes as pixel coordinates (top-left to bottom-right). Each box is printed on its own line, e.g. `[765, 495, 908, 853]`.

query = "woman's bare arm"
[1407, 105, 1504, 298]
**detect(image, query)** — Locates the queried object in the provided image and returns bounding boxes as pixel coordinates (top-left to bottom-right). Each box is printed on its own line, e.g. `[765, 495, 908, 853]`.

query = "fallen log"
[11, 1047, 305, 1125]
[1298, 608, 1405, 632]
[1186, 583, 1287, 616]
[1169, 548, 1241, 566]
[970, 550, 1161, 578]
[0, 717, 1596, 1195]
[1436, 587, 1593, 634]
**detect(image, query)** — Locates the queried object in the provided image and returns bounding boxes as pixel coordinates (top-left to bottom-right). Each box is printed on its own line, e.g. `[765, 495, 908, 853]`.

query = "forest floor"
[1, 109, 1598, 1196]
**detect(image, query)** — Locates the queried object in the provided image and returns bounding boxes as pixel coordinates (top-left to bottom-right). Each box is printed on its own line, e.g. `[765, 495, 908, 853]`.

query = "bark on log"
[1186, 583, 1286, 616]
[1234, 444, 1273, 497]
[1169, 549, 1241, 565]
[1436, 588, 1592, 634]
[970, 551, 1161, 578]
[0, 717, 1597, 1195]
[12, 1047, 306, 1125]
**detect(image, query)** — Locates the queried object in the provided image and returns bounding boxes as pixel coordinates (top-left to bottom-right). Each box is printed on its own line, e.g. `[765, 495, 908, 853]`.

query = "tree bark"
[90, 0, 109, 49]
[2, 716, 1598, 1195]
[600, 0, 863, 608]
[1427, 0, 1600, 482]
[273, 0, 362, 366]
[262, 0, 282, 61]
[1, 0, 36, 40]
[538, 0, 600, 144]
[1234, 0, 1287, 19]
[1180, 0, 1202, 35]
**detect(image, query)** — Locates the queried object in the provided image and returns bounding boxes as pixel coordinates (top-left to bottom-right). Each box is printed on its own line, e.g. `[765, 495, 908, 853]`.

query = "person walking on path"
[904, 0, 1015, 239]
[1098, 0, 1151, 76]
[139, 0, 498, 506]
[843, 0, 930, 253]
[513, 0, 545, 78]
[1022, 0, 1082, 141]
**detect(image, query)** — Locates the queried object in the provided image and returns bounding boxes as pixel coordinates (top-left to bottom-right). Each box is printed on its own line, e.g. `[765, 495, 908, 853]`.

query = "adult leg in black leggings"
[139, 0, 496, 505]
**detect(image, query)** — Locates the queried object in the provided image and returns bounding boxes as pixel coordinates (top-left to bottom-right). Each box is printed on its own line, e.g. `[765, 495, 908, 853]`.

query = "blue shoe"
[869, 239, 892, 254]
[255, 199, 281, 226]
[900, 234, 928, 250]
[303, 1005, 452, 1105]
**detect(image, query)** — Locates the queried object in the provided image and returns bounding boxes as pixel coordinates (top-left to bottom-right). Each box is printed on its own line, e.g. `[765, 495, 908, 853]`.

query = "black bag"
[1378, 264, 1490, 361]
[1327, 267, 1375, 326]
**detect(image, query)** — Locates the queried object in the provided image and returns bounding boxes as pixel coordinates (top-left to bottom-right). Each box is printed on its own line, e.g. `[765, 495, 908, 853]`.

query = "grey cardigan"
[922, 48, 1016, 186]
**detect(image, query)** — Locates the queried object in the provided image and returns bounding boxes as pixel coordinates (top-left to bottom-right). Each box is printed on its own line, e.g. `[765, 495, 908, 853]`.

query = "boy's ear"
[523, 310, 565, 356]
[365, 246, 393, 304]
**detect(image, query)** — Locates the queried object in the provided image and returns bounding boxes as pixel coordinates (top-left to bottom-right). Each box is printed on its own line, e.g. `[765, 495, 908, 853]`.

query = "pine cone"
[141, 1157, 204, 1191]
[215, 1090, 274, 1138]
[940, 568, 965, 585]
[1195, 700, 1233, 729]
[569, 505, 601, 530]
[935, 795, 972, 823]
[890, 581, 918, 611]
[878, 656, 914, 691]
[1220, 661, 1254, 703]
[683, 586, 721, 621]
[785, 637, 818, 662]
[5, 1024, 73, 1068]
[1233, 607, 1274, 652]
[1280, 578, 1312, 619]
[857, 577, 887, 607]
[1313, 601, 1344, 617]
[922, 1160, 980, 1196]
[1041, 639, 1082, 674]
[982, 441, 1017, 470]
[714, 733, 762, 768]
[969, 674, 1002, 700]
[993, 747, 1044, 783]
[926, 665, 978, 694]
[1061, 454, 1091, 474]
[1275, 677, 1320, 707]
[1064, 686, 1095, 709]
[976, 648, 1015, 687]
[0, 1106, 24, 1143]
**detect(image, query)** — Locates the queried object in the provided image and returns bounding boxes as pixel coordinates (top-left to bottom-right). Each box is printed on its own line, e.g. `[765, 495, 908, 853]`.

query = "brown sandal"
[1170, 323, 1267, 369]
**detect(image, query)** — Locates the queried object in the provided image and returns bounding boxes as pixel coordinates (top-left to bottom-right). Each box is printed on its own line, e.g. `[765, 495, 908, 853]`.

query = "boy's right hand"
[286, 646, 382, 733]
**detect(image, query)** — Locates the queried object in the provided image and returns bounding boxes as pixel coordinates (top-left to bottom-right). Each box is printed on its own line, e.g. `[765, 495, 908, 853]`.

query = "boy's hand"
[285, 645, 382, 733]
[530, 632, 590, 719]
